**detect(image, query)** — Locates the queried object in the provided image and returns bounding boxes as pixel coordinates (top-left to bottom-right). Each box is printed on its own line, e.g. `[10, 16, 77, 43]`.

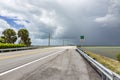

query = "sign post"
[80, 35, 84, 47]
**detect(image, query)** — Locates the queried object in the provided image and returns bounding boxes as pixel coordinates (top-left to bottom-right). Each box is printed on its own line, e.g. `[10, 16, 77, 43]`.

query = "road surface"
[0, 46, 101, 80]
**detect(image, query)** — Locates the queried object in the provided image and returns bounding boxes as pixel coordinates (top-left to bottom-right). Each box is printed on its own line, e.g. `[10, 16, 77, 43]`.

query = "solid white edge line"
[0, 49, 65, 76]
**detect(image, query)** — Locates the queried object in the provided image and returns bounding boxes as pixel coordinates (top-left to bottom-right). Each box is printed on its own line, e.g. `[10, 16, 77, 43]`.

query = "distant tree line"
[0, 29, 31, 46]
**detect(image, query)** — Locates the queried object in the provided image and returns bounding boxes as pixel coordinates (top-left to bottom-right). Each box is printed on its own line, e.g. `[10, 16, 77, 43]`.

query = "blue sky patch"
[0, 16, 29, 29]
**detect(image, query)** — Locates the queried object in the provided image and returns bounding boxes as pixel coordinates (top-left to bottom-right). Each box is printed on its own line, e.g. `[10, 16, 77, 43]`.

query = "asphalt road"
[0, 46, 101, 80]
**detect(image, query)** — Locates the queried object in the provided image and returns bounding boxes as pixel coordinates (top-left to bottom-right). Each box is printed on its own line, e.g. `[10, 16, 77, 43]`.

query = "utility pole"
[63, 40, 64, 46]
[48, 33, 50, 46]
[66, 39, 68, 46]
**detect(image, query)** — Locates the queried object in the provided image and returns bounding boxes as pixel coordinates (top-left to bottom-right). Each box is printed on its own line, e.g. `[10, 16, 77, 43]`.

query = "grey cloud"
[95, 0, 120, 27]
[0, 0, 120, 45]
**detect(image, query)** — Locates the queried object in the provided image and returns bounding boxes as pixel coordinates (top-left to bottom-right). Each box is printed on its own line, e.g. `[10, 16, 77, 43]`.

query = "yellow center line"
[0, 49, 52, 60]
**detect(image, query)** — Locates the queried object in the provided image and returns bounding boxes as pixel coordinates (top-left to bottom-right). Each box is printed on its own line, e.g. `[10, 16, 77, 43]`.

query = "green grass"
[116, 53, 120, 61]
[85, 50, 120, 75]
[0, 43, 26, 49]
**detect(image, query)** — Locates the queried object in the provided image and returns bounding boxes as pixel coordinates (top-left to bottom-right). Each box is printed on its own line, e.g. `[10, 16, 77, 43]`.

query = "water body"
[82, 46, 120, 60]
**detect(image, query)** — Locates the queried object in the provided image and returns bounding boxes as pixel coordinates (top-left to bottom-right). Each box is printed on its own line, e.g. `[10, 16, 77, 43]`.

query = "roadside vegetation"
[116, 53, 120, 62]
[18, 29, 31, 46]
[0, 43, 26, 49]
[0, 28, 31, 49]
[85, 51, 120, 75]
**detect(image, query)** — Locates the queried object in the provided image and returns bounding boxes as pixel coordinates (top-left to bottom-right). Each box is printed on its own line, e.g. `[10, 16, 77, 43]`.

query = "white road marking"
[0, 49, 65, 76]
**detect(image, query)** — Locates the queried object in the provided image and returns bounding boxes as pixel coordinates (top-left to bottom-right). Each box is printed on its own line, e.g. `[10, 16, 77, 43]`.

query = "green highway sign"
[80, 36, 84, 39]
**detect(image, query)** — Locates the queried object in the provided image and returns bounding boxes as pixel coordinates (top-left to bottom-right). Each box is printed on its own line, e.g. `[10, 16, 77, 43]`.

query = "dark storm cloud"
[0, 0, 120, 45]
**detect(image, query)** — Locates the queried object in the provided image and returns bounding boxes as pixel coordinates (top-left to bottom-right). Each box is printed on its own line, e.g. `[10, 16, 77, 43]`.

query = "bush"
[0, 43, 26, 49]
[116, 53, 120, 61]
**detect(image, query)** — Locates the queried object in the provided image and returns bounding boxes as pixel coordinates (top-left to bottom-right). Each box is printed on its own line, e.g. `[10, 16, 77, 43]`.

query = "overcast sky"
[0, 0, 120, 45]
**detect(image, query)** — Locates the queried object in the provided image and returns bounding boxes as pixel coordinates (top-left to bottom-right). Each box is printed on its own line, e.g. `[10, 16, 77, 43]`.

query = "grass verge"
[85, 50, 120, 75]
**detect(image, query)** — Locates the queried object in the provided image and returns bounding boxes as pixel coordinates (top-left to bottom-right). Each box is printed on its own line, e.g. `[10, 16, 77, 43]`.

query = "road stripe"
[0, 49, 53, 60]
[0, 49, 65, 76]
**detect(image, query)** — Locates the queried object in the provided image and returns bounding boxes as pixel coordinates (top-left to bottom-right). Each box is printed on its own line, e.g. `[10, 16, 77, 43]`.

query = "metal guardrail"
[0, 47, 38, 53]
[76, 48, 120, 80]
